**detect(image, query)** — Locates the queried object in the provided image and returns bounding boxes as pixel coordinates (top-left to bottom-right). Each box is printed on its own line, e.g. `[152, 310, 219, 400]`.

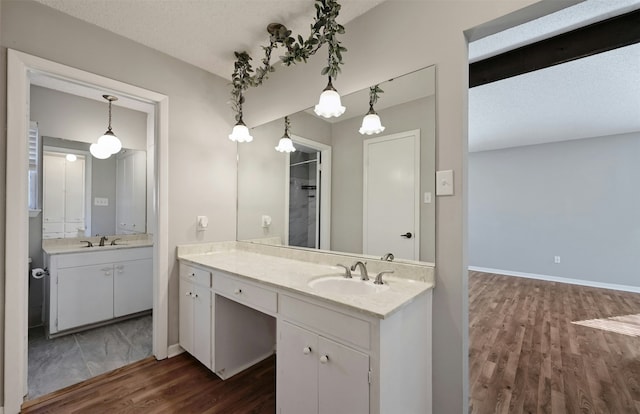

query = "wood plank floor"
[469, 271, 640, 414]
[22, 353, 275, 414]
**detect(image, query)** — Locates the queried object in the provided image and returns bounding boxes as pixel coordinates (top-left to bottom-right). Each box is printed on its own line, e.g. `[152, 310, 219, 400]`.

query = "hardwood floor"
[469, 271, 640, 414]
[22, 353, 275, 414]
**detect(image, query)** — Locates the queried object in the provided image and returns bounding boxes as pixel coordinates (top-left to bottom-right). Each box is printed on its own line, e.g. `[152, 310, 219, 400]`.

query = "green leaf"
[321, 66, 329, 75]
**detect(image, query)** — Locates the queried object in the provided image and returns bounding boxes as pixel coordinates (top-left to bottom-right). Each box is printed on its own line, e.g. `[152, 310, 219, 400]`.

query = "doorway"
[5, 49, 170, 413]
[285, 135, 331, 250]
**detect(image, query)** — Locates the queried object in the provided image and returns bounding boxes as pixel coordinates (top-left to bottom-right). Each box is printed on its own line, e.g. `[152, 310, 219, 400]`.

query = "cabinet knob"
[320, 355, 329, 364]
[185, 291, 192, 296]
[303, 346, 312, 355]
[190, 272, 196, 278]
[234, 288, 242, 295]
[193, 293, 198, 298]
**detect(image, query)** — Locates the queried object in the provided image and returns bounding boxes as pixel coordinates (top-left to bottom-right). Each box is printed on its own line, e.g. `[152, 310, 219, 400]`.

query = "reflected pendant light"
[275, 116, 296, 153]
[314, 77, 345, 118]
[96, 95, 122, 155]
[359, 85, 385, 135]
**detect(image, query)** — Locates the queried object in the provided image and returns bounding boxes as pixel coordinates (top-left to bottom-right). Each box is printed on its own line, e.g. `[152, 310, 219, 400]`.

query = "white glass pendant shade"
[65, 154, 77, 162]
[275, 136, 296, 153]
[359, 112, 385, 135]
[314, 80, 345, 118]
[90, 142, 111, 159]
[229, 122, 254, 143]
[97, 130, 122, 154]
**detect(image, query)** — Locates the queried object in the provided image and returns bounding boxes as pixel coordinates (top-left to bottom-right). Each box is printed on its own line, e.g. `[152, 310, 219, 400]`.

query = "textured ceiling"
[33, 0, 385, 79]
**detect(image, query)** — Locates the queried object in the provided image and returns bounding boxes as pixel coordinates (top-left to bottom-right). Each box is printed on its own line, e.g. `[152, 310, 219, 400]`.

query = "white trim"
[363, 130, 421, 260]
[167, 343, 185, 358]
[5, 49, 170, 413]
[469, 266, 640, 294]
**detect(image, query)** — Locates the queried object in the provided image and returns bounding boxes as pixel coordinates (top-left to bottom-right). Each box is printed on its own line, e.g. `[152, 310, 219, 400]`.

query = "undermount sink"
[308, 275, 390, 295]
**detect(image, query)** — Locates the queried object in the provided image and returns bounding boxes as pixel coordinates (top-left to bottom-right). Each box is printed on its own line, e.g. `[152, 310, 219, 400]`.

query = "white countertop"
[43, 240, 153, 255]
[178, 249, 433, 319]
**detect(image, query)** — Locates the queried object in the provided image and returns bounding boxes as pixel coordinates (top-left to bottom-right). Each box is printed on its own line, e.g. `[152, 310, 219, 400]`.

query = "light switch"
[436, 170, 454, 196]
[262, 215, 272, 228]
[423, 192, 432, 204]
[94, 197, 109, 206]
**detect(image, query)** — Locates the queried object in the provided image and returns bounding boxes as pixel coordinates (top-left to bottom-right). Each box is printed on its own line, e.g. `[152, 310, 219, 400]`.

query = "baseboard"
[167, 343, 184, 358]
[0, 405, 4, 414]
[469, 266, 640, 294]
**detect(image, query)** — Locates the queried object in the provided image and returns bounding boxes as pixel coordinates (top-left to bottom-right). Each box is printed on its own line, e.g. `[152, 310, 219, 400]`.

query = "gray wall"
[469, 132, 640, 287]
[331, 96, 436, 262]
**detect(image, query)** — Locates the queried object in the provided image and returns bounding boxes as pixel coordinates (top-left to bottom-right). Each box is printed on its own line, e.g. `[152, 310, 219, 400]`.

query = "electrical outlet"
[94, 197, 109, 206]
[554, 256, 561, 264]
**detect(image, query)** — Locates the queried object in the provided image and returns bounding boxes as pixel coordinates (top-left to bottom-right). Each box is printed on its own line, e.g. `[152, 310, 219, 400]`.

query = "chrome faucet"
[99, 235, 109, 247]
[374, 270, 394, 285]
[350, 261, 369, 281]
[380, 253, 394, 262]
[336, 264, 352, 278]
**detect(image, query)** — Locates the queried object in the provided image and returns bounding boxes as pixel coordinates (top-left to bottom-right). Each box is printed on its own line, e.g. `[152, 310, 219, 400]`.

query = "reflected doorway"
[285, 136, 331, 250]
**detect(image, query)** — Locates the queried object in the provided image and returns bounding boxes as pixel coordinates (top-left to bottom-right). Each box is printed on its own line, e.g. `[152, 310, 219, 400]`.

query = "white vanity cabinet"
[46, 247, 152, 336]
[57, 263, 114, 330]
[278, 320, 369, 414]
[179, 263, 212, 369]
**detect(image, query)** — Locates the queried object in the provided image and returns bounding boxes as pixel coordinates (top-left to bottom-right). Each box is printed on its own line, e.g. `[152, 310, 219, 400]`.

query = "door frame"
[284, 135, 332, 250]
[363, 129, 421, 260]
[5, 49, 170, 413]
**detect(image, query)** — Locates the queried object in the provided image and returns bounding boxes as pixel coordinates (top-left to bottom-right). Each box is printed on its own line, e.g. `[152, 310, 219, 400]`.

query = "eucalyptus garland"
[368, 85, 384, 110]
[230, 0, 347, 123]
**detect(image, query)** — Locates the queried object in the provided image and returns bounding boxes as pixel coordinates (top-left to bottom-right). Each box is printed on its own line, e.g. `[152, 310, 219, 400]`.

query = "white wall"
[469, 132, 640, 288]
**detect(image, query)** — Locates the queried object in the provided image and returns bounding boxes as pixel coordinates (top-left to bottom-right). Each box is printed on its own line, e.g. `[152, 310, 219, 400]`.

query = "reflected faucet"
[380, 253, 394, 262]
[99, 235, 109, 247]
[80, 240, 93, 248]
[350, 261, 369, 281]
[110, 238, 122, 246]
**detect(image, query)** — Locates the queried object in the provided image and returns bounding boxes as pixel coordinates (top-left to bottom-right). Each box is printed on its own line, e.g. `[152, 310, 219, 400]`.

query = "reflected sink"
[308, 275, 390, 295]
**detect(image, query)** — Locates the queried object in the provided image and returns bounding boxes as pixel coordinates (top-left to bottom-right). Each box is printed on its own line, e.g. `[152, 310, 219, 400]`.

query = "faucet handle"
[336, 264, 352, 279]
[80, 240, 93, 248]
[374, 270, 394, 285]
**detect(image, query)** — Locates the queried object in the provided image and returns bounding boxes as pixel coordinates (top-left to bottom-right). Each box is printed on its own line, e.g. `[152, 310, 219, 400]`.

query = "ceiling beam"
[469, 9, 640, 88]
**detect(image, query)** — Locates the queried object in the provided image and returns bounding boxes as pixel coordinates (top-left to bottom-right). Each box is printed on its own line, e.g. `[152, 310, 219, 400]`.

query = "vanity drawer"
[279, 294, 370, 350]
[180, 263, 211, 287]
[213, 272, 277, 314]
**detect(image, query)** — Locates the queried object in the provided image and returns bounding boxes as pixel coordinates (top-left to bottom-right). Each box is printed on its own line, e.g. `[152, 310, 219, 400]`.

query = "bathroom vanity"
[43, 237, 153, 337]
[177, 241, 435, 414]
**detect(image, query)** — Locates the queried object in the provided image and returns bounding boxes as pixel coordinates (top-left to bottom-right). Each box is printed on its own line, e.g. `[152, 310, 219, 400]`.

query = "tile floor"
[27, 314, 152, 400]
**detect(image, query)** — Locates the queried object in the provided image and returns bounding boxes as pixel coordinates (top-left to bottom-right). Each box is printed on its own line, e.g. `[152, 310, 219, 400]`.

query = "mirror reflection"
[30, 85, 148, 243]
[237, 65, 436, 263]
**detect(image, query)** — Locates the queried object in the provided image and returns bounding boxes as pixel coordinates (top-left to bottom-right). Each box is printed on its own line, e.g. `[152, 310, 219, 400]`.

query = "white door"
[363, 130, 420, 260]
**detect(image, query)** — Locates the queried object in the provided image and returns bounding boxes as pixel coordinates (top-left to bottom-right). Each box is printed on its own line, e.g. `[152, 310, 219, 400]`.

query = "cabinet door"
[192, 284, 211, 369]
[318, 336, 369, 414]
[57, 264, 114, 331]
[277, 321, 319, 414]
[179, 279, 194, 355]
[114, 258, 153, 317]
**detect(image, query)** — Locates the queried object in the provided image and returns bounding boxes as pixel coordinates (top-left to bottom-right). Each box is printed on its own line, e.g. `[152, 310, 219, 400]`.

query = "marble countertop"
[178, 249, 433, 319]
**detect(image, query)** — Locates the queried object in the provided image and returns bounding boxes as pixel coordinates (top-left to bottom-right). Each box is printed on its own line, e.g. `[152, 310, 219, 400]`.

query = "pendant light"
[229, 119, 254, 143]
[359, 85, 385, 135]
[96, 95, 122, 155]
[275, 116, 296, 153]
[314, 76, 345, 118]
